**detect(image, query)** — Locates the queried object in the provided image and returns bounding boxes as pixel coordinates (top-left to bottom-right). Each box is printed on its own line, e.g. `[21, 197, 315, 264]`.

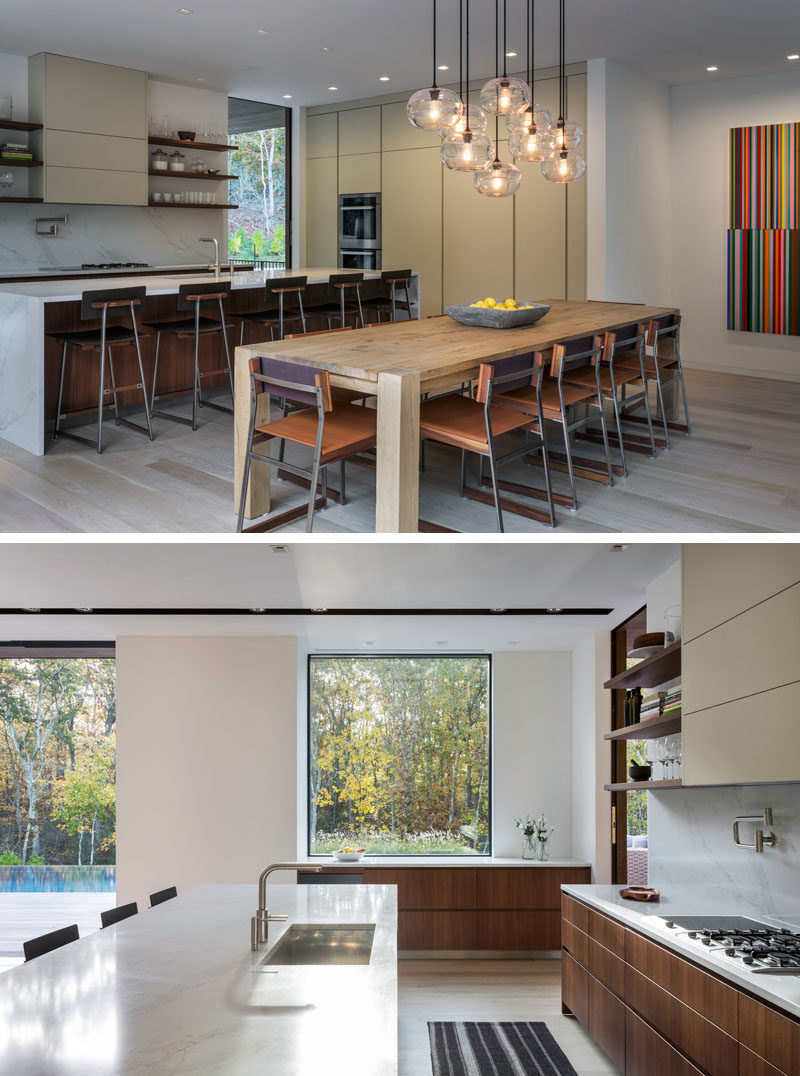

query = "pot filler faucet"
[199, 236, 220, 277]
[251, 862, 323, 951]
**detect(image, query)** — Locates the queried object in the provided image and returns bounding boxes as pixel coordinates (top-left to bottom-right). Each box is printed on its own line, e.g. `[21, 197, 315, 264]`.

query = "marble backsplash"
[648, 783, 800, 918]
[0, 202, 226, 273]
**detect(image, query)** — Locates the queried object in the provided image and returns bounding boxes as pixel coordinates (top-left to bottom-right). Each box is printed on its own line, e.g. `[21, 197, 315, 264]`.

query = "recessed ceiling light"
[706, 65, 719, 72]
[364, 640, 375, 647]
[505, 51, 518, 57]
[282, 94, 292, 99]
[271, 545, 289, 553]
[609, 543, 629, 552]
[195, 77, 205, 82]
[321, 46, 332, 52]
[436, 640, 449, 646]
[257, 28, 270, 34]
[379, 75, 391, 81]
[328, 86, 339, 91]
[508, 640, 520, 646]
[176, 7, 193, 13]
[788, 54, 800, 61]
[437, 64, 449, 70]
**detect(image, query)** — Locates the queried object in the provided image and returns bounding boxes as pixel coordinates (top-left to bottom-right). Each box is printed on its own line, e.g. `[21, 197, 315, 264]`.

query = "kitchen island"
[0, 883, 398, 1075]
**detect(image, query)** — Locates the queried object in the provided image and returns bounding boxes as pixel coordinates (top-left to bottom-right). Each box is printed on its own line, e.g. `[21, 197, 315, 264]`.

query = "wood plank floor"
[0, 368, 797, 532]
[0, 892, 109, 970]
[398, 959, 616, 1075]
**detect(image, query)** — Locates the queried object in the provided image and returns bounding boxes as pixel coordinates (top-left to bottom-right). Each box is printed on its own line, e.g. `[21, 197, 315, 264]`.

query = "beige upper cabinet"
[382, 146, 442, 317]
[382, 101, 440, 152]
[31, 54, 145, 139]
[306, 113, 338, 158]
[306, 156, 338, 267]
[339, 153, 380, 195]
[338, 107, 381, 156]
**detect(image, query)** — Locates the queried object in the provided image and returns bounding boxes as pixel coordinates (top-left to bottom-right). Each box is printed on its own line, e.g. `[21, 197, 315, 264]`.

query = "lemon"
[485, 297, 496, 307]
[504, 299, 516, 308]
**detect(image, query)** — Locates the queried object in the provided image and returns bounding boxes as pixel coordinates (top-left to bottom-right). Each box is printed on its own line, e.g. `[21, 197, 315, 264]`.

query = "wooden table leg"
[233, 345, 272, 521]
[375, 368, 420, 533]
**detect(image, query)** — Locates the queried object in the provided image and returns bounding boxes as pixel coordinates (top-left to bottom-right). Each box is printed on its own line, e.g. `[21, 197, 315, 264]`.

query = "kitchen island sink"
[262, 923, 376, 966]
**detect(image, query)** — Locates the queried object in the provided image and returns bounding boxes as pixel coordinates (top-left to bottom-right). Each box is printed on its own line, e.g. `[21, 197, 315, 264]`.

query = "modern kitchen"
[0, 1, 798, 533]
[0, 540, 797, 1076]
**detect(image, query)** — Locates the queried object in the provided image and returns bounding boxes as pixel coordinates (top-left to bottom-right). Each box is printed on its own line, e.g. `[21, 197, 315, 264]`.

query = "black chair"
[100, 901, 138, 928]
[23, 923, 79, 962]
[49, 286, 154, 454]
[144, 282, 233, 431]
[358, 269, 414, 323]
[237, 275, 308, 344]
[149, 885, 178, 907]
[309, 272, 365, 329]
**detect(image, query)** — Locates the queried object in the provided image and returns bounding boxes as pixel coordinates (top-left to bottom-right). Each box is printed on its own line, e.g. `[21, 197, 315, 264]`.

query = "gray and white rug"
[428, 1022, 577, 1076]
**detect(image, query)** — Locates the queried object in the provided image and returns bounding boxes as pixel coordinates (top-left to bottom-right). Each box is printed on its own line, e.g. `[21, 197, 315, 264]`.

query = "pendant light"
[542, 0, 585, 183]
[481, 0, 531, 116]
[508, 0, 555, 163]
[407, 0, 463, 131]
[475, 117, 521, 196]
[441, 0, 494, 171]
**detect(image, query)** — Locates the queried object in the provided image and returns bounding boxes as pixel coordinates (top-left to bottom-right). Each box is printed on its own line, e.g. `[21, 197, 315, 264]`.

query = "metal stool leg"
[560, 419, 578, 509]
[339, 459, 347, 505]
[96, 343, 106, 454]
[219, 302, 234, 404]
[133, 324, 154, 441]
[610, 390, 627, 477]
[192, 320, 200, 431]
[236, 394, 259, 533]
[150, 331, 162, 411]
[654, 369, 671, 449]
[54, 340, 68, 441]
[107, 347, 121, 427]
[485, 444, 504, 533]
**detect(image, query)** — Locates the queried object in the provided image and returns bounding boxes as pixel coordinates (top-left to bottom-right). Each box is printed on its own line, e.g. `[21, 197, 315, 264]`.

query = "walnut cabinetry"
[561, 895, 800, 1076]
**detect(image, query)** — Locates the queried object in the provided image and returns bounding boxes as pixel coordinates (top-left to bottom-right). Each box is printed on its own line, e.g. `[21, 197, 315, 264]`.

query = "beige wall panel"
[382, 146, 442, 317]
[682, 681, 800, 786]
[443, 166, 514, 306]
[382, 100, 441, 152]
[42, 54, 145, 139]
[338, 106, 381, 155]
[306, 156, 338, 266]
[306, 112, 338, 158]
[44, 166, 147, 205]
[566, 72, 587, 299]
[339, 152, 381, 195]
[683, 544, 800, 643]
[46, 130, 145, 172]
[683, 581, 800, 716]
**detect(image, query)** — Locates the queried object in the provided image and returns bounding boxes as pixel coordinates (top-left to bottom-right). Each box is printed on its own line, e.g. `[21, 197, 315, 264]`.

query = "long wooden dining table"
[234, 299, 678, 533]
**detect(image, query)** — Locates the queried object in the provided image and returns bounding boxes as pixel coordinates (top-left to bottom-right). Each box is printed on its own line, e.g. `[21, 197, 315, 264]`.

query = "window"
[308, 655, 491, 856]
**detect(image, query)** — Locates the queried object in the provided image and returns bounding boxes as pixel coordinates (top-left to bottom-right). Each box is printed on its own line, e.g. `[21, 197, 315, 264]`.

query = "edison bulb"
[407, 87, 463, 132]
[480, 76, 530, 116]
[509, 121, 555, 162]
[441, 129, 494, 171]
[474, 159, 522, 197]
[505, 102, 552, 133]
[541, 148, 586, 183]
[552, 119, 583, 151]
[451, 104, 488, 137]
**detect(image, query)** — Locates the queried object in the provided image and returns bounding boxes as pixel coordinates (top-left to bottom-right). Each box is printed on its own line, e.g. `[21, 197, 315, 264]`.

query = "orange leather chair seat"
[615, 354, 678, 376]
[255, 404, 377, 464]
[420, 394, 537, 454]
[564, 365, 644, 394]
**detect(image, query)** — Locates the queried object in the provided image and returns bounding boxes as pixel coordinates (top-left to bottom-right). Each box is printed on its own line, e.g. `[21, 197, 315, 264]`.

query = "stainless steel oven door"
[338, 249, 381, 270]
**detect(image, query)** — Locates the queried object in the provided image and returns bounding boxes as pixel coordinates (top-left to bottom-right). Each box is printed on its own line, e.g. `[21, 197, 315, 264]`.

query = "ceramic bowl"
[445, 302, 550, 329]
[177, 130, 196, 141]
[332, 849, 365, 862]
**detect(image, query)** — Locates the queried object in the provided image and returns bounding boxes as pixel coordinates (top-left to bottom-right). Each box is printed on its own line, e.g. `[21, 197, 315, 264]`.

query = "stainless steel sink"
[261, 924, 375, 966]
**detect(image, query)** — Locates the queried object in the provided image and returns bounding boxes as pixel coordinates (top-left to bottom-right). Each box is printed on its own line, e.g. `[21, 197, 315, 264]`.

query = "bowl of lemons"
[445, 296, 550, 329]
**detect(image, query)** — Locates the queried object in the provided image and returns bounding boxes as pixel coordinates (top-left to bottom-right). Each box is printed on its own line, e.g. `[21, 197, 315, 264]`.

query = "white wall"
[570, 632, 612, 882]
[116, 635, 298, 908]
[671, 70, 800, 382]
[645, 556, 681, 636]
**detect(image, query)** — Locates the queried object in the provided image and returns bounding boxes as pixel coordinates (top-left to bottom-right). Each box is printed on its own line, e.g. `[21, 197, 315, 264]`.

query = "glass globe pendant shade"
[505, 102, 552, 134]
[451, 103, 488, 137]
[407, 86, 463, 131]
[440, 129, 494, 171]
[480, 76, 531, 116]
[509, 122, 556, 163]
[474, 159, 522, 197]
[541, 148, 586, 183]
[552, 119, 583, 151]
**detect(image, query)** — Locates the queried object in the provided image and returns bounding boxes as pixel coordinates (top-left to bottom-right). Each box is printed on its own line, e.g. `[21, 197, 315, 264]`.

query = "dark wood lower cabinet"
[739, 994, 800, 1076]
[740, 1045, 791, 1076]
[398, 911, 476, 950]
[589, 975, 626, 1073]
[562, 950, 589, 1026]
[625, 1008, 703, 1076]
[477, 910, 560, 951]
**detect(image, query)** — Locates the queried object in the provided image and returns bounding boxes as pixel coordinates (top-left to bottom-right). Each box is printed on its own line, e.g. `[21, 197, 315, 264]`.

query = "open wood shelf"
[149, 170, 237, 180]
[148, 136, 237, 152]
[604, 710, 682, 742]
[0, 159, 42, 167]
[604, 640, 681, 691]
[0, 119, 43, 132]
[148, 201, 237, 209]
[0, 196, 44, 203]
[604, 779, 682, 792]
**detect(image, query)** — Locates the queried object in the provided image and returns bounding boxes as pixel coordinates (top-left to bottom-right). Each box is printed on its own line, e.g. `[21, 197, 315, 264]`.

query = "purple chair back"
[255, 357, 330, 410]
[477, 352, 542, 402]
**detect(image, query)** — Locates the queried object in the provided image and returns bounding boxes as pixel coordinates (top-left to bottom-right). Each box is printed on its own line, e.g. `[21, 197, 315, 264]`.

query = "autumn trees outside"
[228, 126, 287, 265]
[0, 659, 116, 870]
[308, 656, 491, 855]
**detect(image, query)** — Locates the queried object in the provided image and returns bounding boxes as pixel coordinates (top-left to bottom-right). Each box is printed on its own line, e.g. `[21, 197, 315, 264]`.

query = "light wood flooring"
[0, 892, 108, 971]
[0, 368, 797, 533]
[398, 959, 616, 1076]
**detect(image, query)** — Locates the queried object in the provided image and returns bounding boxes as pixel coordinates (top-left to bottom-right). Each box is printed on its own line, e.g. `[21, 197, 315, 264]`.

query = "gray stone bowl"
[445, 301, 551, 329]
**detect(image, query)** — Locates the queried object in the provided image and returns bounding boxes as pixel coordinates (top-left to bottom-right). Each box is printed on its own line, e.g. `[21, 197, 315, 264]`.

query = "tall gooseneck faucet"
[199, 236, 220, 278]
[250, 862, 323, 951]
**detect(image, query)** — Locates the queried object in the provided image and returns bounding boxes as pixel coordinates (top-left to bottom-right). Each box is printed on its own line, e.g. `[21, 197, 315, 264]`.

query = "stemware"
[656, 737, 670, 781]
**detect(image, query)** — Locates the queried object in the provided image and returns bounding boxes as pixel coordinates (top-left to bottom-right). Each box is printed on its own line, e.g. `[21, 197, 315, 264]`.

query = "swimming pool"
[0, 866, 116, 893]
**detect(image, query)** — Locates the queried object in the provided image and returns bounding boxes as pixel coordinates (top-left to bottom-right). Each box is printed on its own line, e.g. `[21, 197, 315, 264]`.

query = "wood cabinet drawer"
[626, 1008, 704, 1076]
[477, 910, 560, 950]
[477, 868, 589, 910]
[625, 930, 738, 1036]
[740, 994, 800, 1076]
[366, 869, 476, 910]
[588, 938, 626, 999]
[398, 911, 476, 949]
[562, 950, 589, 1027]
[740, 1045, 789, 1076]
[589, 974, 625, 1073]
[561, 918, 589, 965]
[561, 893, 589, 933]
[626, 965, 738, 1075]
[589, 908, 625, 955]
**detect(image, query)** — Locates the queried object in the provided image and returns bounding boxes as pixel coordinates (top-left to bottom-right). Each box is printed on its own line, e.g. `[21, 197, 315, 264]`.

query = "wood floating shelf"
[148, 170, 237, 180]
[0, 196, 44, 204]
[604, 779, 682, 792]
[148, 201, 238, 209]
[0, 159, 43, 167]
[604, 710, 682, 742]
[603, 639, 681, 691]
[148, 136, 238, 152]
[0, 119, 43, 132]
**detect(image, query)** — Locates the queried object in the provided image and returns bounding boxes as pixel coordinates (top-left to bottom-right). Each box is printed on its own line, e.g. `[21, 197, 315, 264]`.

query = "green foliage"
[28, 854, 44, 865]
[0, 850, 22, 865]
[314, 829, 474, 855]
[228, 126, 287, 260]
[251, 229, 264, 257]
[626, 738, 648, 836]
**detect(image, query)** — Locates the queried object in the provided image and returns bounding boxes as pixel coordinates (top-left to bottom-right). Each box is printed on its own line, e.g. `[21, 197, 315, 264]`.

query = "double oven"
[338, 192, 381, 270]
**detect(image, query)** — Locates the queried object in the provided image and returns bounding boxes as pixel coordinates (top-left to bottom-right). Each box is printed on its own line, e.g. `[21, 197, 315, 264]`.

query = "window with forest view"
[0, 659, 116, 881]
[308, 655, 491, 856]
[228, 98, 288, 267]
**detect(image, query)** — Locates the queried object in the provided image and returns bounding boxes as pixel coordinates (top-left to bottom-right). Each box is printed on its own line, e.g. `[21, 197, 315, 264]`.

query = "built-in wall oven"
[338, 192, 381, 270]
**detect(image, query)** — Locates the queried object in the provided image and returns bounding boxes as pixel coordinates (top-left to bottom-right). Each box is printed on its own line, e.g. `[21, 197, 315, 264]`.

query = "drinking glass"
[656, 737, 670, 781]
[668, 734, 682, 781]
[664, 604, 682, 646]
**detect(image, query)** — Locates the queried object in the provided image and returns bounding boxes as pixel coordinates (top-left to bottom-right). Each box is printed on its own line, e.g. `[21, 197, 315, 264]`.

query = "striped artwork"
[727, 122, 800, 335]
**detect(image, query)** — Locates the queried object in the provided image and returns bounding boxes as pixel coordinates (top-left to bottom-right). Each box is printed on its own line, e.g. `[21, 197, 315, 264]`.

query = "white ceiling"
[1, 0, 799, 105]
[0, 541, 679, 651]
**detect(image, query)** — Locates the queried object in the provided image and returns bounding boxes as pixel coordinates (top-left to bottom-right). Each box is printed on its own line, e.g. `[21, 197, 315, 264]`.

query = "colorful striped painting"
[727, 122, 800, 335]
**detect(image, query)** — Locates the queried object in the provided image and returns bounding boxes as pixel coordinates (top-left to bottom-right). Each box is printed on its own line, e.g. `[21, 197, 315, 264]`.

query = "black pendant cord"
[559, 0, 565, 126]
[432, 0, 438, 88]
[495, 0, 500, 79]
[495, 115, 501, 165]
[502, 0, 509, 78]
[459, 0, 464, 104]
[526, 0, 531, 89]
[465, 0, 471, 133]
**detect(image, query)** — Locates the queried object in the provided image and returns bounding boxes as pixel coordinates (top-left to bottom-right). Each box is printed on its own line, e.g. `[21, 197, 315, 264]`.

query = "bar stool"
[236, 275, 308, 345]
[310, 272, 365, 329]
[145, 282, 233, 431]
[419, 354, 556, 532]
[615, 313, 691, 448]
[100, 901, 138, 928]
[237, 357, 377, 533]
[23, 923, 79, 962]
[357, 269, 414, 323]
[49, 286, 154, 454]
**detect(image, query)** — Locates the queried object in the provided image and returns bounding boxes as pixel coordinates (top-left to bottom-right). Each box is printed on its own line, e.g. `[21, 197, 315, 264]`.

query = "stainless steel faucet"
[250, 862, 323, 951]
[733, 808, 776, 853]
[199, 236, 220, 278]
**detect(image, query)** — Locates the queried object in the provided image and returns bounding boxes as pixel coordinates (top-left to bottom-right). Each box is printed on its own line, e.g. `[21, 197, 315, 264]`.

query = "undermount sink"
[261, 924, 375, 966]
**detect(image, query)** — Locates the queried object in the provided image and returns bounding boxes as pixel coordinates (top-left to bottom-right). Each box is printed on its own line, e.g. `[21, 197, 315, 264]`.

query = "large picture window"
[308, 655, 491, 856]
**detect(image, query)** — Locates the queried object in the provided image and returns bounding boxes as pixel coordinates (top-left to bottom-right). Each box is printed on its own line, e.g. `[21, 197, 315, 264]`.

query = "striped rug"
[428, 1022, 577, 1076]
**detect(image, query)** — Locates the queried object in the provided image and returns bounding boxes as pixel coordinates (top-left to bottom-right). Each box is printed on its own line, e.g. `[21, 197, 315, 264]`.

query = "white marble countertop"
[307, 856, 591, 868]
[0, 263, 243, 280]
[0, 883, 398, 1075]
[562, 883, 800, 1019]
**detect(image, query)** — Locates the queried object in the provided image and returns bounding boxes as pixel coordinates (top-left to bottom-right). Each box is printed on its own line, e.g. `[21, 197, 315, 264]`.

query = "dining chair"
[149, 886, 178, 907]
[23, 923, 79, 962]
[100, 901, 138, 928]
[236, 275, 308, 345]
[418, 353, 556, 532]
[615, 313, 691, 448]
[237, 357, 377, 532]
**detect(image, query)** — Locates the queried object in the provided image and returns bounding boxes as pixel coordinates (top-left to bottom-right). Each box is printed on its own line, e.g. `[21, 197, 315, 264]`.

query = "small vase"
[536, 839, 550, 862]
[522, 833, 537, 860]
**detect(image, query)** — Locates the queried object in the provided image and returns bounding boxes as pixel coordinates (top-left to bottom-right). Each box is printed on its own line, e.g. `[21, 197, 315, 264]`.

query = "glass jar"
[191, 156, 205, 173]
[151, 149, 168, 171]
[168, 151, 185, 172]
[521, 832, 537, 860]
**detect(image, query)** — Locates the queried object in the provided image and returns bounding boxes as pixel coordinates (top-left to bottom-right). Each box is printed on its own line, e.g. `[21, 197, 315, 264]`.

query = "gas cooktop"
[662, 916, 800, 974]
[80, 262, 151, 270]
